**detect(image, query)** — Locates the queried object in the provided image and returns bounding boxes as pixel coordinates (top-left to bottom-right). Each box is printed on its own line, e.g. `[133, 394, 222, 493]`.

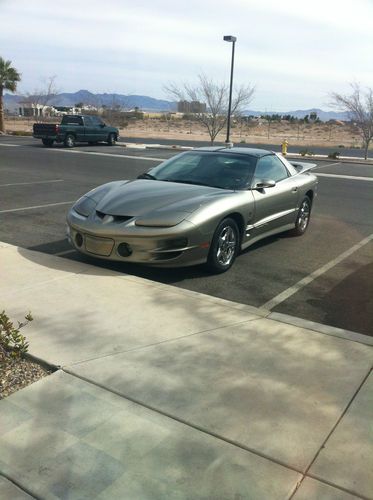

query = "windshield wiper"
[137, 173, 157, 180]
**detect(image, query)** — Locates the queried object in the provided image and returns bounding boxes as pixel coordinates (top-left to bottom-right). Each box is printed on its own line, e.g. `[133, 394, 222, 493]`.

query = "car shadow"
[25, 239, 211, 282]
[26, 230, 298, 285]
[26, 226, 300, 284]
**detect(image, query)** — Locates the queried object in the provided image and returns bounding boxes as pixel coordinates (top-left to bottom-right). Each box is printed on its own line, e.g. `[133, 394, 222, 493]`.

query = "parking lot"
[1, 136, 372, 335]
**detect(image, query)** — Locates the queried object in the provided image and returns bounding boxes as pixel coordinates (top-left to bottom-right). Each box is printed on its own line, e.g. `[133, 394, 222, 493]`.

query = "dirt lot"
[5, 116, 362, 148]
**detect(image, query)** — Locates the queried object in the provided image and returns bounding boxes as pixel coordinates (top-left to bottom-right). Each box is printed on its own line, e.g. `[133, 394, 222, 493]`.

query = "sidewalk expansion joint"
[0, 471, 40, 500]
[304, 474, 372, 500]
[288, 366, 373, 500]
[65, 316, 262, 367]
[63, 367, 305, 477]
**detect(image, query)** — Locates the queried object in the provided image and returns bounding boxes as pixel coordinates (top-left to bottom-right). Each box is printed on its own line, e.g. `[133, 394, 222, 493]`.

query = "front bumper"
[66, 210, 210, 268]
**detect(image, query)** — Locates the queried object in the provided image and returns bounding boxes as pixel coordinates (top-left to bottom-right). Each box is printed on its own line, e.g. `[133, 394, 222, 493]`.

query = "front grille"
[84, 234, 114, 256]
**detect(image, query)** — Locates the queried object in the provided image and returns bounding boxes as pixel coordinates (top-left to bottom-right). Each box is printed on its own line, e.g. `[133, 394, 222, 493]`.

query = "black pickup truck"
[33, 115, 119, 147]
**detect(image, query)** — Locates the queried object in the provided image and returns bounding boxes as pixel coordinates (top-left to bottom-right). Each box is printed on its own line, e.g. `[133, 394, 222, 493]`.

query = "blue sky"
[1, 0, 372, 110]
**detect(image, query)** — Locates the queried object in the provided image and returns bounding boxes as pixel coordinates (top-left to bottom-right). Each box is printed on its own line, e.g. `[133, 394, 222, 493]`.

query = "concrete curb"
[285, 152, 373, 166]
[117, 141, 193, 152]
[25, 352, 60, 372]
[1, 134, 372, 163]
[116, 141, 373, 164]
[267, 312, 373, 347]
[155, 284, 373, 347]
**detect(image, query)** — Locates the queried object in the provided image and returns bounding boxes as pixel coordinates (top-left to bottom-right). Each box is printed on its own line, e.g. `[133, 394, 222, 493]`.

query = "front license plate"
[85, 235, 114, 256]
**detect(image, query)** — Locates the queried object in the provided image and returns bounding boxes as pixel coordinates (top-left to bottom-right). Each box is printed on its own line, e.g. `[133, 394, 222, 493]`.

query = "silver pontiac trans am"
[67, 147, 318, 272]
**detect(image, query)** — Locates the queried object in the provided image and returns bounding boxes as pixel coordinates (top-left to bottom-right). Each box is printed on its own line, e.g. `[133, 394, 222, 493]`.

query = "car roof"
[194, 146, 274, 157]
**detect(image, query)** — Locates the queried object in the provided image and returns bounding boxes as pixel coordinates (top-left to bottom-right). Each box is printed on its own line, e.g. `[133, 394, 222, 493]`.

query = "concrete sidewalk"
[0, 243, 372, 499]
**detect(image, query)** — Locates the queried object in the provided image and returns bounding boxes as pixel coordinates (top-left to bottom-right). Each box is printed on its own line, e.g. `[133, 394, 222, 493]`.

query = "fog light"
[75, 233, 83, 247]
[117, 242, 132, 257]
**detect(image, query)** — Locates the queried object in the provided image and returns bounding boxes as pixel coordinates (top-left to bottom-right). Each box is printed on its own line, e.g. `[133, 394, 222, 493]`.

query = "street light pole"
[223, 35, 237, 146]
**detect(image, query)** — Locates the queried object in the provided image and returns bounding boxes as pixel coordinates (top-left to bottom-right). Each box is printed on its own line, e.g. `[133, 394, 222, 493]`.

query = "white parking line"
[0, 179, 63, 187]
[0, 201, 74, 214]
[261, 233, 373, 310]
[311, 162, 340, 170]
[53, 149, 167, 162]
[316, 173, 373, 182]
[0, 143, 21, 147]
[0, 141, 167, 161]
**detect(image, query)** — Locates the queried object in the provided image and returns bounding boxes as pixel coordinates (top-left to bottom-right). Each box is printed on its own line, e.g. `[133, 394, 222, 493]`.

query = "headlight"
[73, 196, 97, 217]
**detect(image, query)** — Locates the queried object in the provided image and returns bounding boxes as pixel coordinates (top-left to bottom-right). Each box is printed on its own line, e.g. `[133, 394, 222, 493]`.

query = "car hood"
[95, 179, 233, 216]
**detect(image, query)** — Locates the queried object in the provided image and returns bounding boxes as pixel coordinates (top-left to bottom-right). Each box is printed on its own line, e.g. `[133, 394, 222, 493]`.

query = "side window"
[84, 116, 93, 126]
[62, 115, 83, 126]
[254, 155, 289, 183]
[91, 116, 104, 126]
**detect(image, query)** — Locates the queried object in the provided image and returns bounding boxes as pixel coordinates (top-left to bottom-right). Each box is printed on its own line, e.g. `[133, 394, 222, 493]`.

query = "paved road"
[1, 136, 372, 335]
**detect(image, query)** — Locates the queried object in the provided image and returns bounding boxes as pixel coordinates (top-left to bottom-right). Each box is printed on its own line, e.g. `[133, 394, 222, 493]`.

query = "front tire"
[291, 196, 312, 236]
[64, 134, 76, 148]
[42, 139, 54, 147]
[207, 218, 240, 273]
[107, 133, 116, 146]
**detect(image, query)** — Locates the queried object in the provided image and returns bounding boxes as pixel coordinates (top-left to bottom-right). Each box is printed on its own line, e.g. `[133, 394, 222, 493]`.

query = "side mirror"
[253, 179, 276, 189]
[100, 123, 105, 128]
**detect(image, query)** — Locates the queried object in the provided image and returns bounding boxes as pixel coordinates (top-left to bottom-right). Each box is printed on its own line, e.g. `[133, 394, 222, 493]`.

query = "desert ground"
[4, 116, 363, 149]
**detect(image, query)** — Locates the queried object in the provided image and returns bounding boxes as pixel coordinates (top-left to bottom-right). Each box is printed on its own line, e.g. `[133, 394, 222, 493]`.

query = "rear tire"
[64, 134, 76, 148]
[42, 139, 54, 147]
[206, 218, 240, 273]
[290, 196, 312, 236]
[107, 133, 116, 146]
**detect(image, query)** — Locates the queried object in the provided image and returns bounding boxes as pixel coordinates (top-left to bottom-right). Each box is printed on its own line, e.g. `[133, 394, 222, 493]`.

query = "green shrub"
[328, 151, 340, 159]
[299, 149, 314, 156]
[0, 311, 32, 359]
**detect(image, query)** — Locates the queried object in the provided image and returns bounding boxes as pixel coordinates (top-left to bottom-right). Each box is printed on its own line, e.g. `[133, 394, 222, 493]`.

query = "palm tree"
[0, 57, 21, 133]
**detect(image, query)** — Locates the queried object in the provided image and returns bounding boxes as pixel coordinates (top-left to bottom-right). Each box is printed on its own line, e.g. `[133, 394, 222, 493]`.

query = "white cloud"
[0, 0, 371, 108]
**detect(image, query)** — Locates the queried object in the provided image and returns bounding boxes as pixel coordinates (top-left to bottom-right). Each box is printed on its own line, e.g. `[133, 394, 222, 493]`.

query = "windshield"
[145, 151, 257, 190]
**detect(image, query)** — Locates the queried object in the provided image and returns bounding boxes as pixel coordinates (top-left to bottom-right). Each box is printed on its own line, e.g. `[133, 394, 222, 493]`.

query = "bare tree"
[24, 75, 59, 118]
[330, 83, 373, 159]
[165, 74, 255, 144]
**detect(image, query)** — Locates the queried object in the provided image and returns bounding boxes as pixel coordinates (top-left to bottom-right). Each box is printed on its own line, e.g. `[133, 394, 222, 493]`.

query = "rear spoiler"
[289, 161, 317, 174]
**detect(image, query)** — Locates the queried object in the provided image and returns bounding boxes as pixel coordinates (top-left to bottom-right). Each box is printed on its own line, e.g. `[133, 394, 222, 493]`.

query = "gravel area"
[0, 353, 51, 399]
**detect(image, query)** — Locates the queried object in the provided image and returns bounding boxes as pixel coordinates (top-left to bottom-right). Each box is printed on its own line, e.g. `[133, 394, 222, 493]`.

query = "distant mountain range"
[3, 90, 349, 121]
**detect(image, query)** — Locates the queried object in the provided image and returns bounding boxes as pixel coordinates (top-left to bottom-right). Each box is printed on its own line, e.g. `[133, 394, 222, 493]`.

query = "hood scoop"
[96, 210, 133, 224]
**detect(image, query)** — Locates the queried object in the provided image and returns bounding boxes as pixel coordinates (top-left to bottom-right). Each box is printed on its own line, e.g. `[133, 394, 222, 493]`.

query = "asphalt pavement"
[1, 136, 372, 335]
